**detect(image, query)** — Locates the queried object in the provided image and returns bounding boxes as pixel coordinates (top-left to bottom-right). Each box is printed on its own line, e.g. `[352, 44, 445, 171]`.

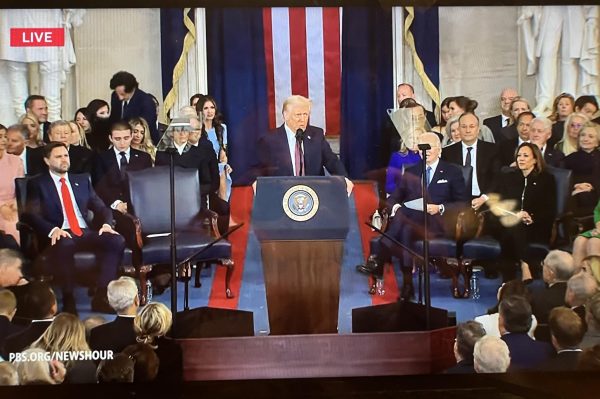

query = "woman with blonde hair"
[555, 112, 589, 156]
[67, 120, 90, 149]
[18, 112, 44, 148]
[14, 348, 66, 385]
[129, 117, 157, 162]
[29, 313, 97, 383]
[134, 302, 182, 383]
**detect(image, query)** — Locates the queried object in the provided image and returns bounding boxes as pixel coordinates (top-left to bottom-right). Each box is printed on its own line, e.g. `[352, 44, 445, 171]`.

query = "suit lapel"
[277, 126, 294, 176]
[43, 173, 63, 218]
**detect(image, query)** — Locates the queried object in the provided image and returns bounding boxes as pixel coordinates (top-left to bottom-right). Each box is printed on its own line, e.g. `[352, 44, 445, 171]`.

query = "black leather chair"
[125, 166, 234, 299]
[462, 166, 573, 281]
[15, 175, 136, 298]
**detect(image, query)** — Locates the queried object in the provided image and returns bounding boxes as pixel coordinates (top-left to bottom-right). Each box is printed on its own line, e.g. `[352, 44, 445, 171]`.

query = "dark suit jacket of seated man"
[380, 134, 469, 266]
[256, 95, 347, 178]
[23, 143, 125, 312]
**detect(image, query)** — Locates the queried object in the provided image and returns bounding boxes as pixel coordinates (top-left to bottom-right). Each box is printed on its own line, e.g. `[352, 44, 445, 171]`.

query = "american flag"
[262, 7, 342, 136]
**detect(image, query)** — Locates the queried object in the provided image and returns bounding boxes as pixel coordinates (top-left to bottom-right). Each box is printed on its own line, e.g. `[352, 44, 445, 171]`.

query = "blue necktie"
[426, 166, 432, 186]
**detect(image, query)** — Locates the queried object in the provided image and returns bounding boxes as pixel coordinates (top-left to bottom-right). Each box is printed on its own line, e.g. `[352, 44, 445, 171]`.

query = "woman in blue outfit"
[196, 95, 232, 201]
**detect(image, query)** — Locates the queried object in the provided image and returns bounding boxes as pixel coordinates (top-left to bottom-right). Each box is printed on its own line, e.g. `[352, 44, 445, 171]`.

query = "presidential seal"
[282, 185, 319, 222]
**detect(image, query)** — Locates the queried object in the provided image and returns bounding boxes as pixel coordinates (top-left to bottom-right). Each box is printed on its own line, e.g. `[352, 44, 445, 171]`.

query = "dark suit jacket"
[498, 138, 520, 167]
[540, 350, 581, 371]
[441, 140, 500, 195]
[257, 125, 347, 178]
[155, 139, 219, 209]
[24, 172, 114, 242]
[2, 320, 52, 358]
[28, 145, 94, 176]
[501, 124, 518, 141]
[154, 336, 183, 384]
[502, 332, 554, 370]
[387, 160, 469, 234]
[544, 147, 565, 168]
[0, 316, 24, 352]
[89, 315, 137, 353]
[444, 359, 475, 374]
[483, 114, 507, 143]
[110, 88, 159, 144]
[93, 148, 153, 206]
[531, 282, 568, 324]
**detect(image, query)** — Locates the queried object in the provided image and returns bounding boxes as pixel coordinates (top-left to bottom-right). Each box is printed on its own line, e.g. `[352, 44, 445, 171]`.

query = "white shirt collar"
[113, 147, 131, 158]
[426, 158, 440, 175]
[49, 170, 68, 183]
[174, 142, 187, 155]
[461, 140, 478, 151]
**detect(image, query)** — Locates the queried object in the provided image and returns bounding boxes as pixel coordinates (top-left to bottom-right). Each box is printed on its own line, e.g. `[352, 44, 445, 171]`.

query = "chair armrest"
[121, 212, 144, 249]
[198, 208, 221, 238]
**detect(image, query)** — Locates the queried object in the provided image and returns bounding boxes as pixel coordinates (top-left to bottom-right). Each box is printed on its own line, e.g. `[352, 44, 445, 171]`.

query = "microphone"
[295, 128, 305, 142]
[417, 143, 431, 151]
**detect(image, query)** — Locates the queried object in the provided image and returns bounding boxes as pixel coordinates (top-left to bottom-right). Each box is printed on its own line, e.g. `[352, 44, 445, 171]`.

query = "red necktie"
[294, 140, 304, 176]
[60, 177, 82, 237]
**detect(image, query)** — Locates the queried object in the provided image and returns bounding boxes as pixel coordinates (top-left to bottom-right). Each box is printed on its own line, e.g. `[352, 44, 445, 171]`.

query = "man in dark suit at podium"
[256, 95, 352, 194]
[360, 133, 469, 299]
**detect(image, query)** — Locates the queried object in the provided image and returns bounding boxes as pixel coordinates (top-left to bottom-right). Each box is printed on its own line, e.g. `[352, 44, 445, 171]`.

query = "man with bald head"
[360, 132, 469, 298]
[28, 120, 93, 176]
[483, 88, 519, 143]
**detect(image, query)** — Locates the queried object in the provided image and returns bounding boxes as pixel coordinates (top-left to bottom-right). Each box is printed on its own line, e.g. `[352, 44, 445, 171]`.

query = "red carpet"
[352, 182, 399, 304]
[208, 186, 254, 309]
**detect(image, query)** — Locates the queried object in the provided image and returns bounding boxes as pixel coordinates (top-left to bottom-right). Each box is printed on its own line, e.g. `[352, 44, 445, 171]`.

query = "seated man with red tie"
[24, 142, 125, 314]
[359, 133, 469, 299]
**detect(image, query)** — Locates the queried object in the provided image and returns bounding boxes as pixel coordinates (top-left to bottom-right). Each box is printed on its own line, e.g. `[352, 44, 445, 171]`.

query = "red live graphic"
[10, 28, 65, 47]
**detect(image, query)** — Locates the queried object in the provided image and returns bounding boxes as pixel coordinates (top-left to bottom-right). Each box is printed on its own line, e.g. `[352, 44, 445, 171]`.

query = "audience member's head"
[122, 343, 160, 382]
[82, 315, 107, 340]
[548, 307, 586, 350]
[30, 313, 90, 369]
[499, 88, 518, 117]
[74, 107, 91, 133]
[189, 116, 202, 145]
[107, 276, 139, 315]
[396, 83, 415, 106]
[134, 302, 172, 345]
[458, 112, 480, 146]
[85, 99, 110, 121]
[550, 93, 575, 122]
[565, 271, 598, 307]
[24, 95, 48, 123]
[96, 353, 134, 383]
[19, 113, 41, 144]
[0, 249, 25, 288]
[108, 121, 133, 152]
[448, 96, 478, 118]
[516, 111, 535, 142]
[444, 116, 461, 144]
[579, 122, 600, 152]
[21, 281, 57, 320]
[473, 336, 510, 373]
[190, 93, 204, 108]
[489, 280, 531, 314]
[110, 71, 139, 100]
[586, 292, 600, 333]
[454, 321, 486, 364]
[499, 295, 533, 335]
[129, 117, 153, 150]
[509, 97, 531, 123]
[543, 250, 575, 284]
[575, 95, 599, 119]
[0, 361, 19, 386]
[6, 124, 28, 156]
[529, 117, 553, 149]
[178, 105, 197, 118]
[577, 345, 600, 371]
[47, 120, 72, 145]
[0, 288, 18, 321]
[14, 349, 66, 385]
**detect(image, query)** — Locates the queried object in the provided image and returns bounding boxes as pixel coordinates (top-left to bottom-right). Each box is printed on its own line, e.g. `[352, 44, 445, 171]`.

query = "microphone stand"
[417, 143, 432, 331]
[165, 147, 179, 333]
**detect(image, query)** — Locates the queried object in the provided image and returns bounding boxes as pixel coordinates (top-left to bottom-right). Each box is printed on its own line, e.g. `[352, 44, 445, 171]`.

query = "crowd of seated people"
[0, 269, 182, 385]
[1, 71, 600, 379]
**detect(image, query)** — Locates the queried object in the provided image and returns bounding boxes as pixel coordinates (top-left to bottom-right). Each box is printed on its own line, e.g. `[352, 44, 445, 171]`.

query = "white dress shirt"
[284, 123, 304, 176]
[462, 141, 481, 196]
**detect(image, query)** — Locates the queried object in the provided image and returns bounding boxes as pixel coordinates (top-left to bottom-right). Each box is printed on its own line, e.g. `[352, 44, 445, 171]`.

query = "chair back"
[14, 177, 29, 217]
[546, 166, 572, 217]
[127, 166, 201, 235]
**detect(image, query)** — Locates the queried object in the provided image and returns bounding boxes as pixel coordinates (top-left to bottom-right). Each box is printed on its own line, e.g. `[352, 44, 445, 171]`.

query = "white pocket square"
[436, 179, 448, 184]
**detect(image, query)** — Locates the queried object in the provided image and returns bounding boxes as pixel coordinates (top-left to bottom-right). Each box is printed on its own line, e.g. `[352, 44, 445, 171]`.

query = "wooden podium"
[253, 177, 349, 335]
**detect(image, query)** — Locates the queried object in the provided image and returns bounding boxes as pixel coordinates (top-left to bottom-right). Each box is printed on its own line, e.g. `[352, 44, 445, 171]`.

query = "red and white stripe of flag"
[263, 7, 341, 136]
